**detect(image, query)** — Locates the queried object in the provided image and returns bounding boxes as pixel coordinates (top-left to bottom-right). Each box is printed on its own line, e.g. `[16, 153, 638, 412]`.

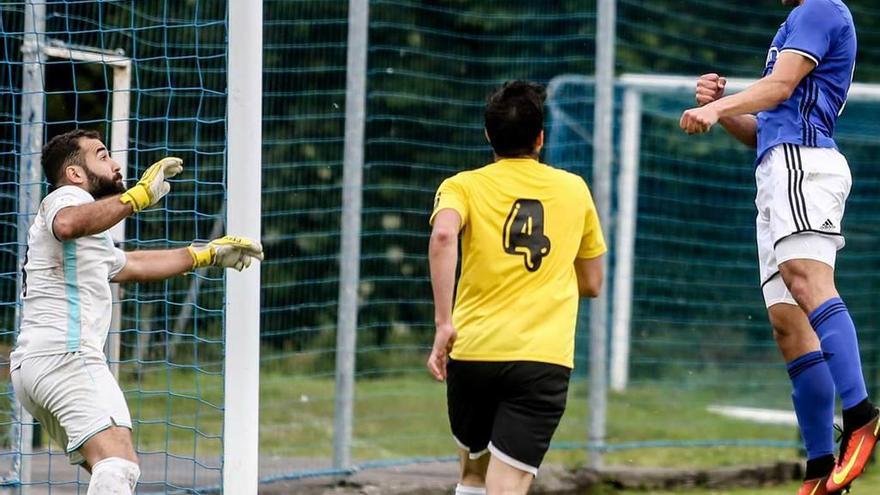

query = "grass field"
[73, 368, 869, 492]
[12, 365, 878, 492]
[118, 368, 801, 464]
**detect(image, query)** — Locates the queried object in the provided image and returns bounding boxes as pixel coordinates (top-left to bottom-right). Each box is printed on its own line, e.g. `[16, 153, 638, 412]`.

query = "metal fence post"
[589, 0, 617, 470]
[334, 0, 369, 471]
[15, 1, 47, 489]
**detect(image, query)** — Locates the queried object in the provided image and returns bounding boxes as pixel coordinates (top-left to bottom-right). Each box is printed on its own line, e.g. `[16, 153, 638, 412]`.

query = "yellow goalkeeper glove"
[187, 235, 264, 271]
[120, 157, 184, 212]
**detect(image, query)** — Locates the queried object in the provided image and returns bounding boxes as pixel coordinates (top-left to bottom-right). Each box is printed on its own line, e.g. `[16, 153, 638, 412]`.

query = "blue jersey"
[757, 0, 857, 162]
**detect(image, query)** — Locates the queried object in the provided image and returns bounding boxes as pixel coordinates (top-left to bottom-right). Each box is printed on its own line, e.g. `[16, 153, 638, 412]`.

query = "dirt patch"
[258, 461, 802, 494]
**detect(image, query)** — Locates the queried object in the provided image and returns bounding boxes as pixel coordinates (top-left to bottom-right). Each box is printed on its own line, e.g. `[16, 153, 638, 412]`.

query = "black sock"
[842, 399, 876, 431]
[805, 454, 836, 480]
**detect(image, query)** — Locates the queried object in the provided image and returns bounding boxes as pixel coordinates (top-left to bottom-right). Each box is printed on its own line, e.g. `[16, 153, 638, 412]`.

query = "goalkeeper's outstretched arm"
[53, 196, 138, 241]
[112, 248, 194, 282]
[112, 236, 264, 283]
[53, 157, 183, 241]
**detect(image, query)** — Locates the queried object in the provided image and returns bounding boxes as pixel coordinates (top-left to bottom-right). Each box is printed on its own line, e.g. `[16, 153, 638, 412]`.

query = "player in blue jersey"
[679, 1, 876, 493]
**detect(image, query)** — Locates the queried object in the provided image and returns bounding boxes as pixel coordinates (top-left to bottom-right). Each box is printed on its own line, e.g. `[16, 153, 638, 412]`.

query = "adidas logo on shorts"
[820, 219, 836, 231]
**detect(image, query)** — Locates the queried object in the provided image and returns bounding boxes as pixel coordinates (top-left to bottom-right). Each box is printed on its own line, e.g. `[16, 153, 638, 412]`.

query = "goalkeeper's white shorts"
[11, 350, 132, 465]
[755, 143, 851, 308]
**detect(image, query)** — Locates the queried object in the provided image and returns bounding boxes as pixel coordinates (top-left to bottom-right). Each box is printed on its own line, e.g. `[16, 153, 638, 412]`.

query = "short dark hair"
[484, 81, 546, 158]
[41, 129, 102, 187]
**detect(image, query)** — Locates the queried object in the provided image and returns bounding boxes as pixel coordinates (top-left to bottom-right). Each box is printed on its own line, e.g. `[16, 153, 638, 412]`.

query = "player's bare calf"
[484, 456, 533, 495]
[80, 426, 140, 494]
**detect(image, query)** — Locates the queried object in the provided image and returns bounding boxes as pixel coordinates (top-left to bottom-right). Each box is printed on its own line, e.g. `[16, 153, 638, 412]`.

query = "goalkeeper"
[10, 129, 263, 495]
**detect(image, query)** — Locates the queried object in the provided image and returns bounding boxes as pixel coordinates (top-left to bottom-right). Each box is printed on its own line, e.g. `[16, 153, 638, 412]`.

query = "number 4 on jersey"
[503, 199, 551, 272]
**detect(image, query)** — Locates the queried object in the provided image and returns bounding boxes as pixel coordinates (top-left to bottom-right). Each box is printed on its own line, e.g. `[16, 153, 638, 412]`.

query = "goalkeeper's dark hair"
[485, 80, 546, 158]
[42, 129, 102, 188]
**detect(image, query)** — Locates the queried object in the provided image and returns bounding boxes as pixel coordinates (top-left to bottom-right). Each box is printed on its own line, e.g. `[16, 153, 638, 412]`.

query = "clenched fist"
[680, 105, 720, 135]
[696, 73, 727, 106]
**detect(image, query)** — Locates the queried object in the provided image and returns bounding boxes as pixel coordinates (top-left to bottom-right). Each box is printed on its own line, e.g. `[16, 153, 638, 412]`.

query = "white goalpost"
[224, 0, 263, 493]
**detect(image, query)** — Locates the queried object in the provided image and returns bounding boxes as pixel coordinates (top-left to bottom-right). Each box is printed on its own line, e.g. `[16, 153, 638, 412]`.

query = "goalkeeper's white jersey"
[11, 186, 127, 370]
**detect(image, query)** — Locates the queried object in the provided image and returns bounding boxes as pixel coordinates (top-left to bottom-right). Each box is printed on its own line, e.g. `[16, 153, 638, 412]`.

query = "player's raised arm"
[52, 195, 136, 241]
[695, 73, 759, 148]
[680, 51, 815, 135]
[53, 156, 183, 241]
[111, 235, 264, 283]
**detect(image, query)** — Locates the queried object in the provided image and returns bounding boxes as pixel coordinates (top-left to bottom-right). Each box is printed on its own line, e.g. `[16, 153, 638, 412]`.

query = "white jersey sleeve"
[43, 186, 93, 241]
[109, 245, 127, 280]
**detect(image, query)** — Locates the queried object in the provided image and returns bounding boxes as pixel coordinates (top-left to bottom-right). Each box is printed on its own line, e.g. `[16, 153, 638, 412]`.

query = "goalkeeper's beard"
[84, 167, 126, 200]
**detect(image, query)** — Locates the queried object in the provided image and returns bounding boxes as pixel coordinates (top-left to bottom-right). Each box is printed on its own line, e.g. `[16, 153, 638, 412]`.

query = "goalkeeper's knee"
[87, 457, 140, 495]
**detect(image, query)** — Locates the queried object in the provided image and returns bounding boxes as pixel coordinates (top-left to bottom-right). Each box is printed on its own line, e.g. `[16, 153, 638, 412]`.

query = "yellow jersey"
[430, 158, 606, 368]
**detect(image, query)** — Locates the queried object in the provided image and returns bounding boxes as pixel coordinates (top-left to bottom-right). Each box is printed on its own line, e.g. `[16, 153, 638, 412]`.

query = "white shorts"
[11, 351, 132, 465]
[756, 144, 851, 307]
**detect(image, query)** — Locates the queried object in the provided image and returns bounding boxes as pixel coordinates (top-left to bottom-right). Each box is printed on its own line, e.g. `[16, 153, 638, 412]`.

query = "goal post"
[224, 0, 263, 492]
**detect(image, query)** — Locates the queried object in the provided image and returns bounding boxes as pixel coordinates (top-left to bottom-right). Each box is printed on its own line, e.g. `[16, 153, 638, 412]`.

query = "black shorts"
[446, 359, 571, 475]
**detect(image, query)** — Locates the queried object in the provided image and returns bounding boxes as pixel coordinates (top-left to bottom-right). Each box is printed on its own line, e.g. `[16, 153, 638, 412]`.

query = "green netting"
[615, 92, 880, 466]
[258, 0, 347, 477]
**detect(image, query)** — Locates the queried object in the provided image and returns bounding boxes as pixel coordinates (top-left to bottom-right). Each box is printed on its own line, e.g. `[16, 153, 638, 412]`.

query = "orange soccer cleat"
[799, 476, 839, 495]
[826, 410, 880, 492]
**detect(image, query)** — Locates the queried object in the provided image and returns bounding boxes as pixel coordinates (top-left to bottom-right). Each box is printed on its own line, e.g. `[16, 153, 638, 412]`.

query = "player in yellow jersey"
[427, 81, 606, 495]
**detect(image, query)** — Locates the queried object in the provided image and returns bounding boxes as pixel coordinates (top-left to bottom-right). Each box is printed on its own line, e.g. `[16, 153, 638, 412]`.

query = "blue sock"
[809, 297, 869, 409]
[788, 351, 835, 460]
